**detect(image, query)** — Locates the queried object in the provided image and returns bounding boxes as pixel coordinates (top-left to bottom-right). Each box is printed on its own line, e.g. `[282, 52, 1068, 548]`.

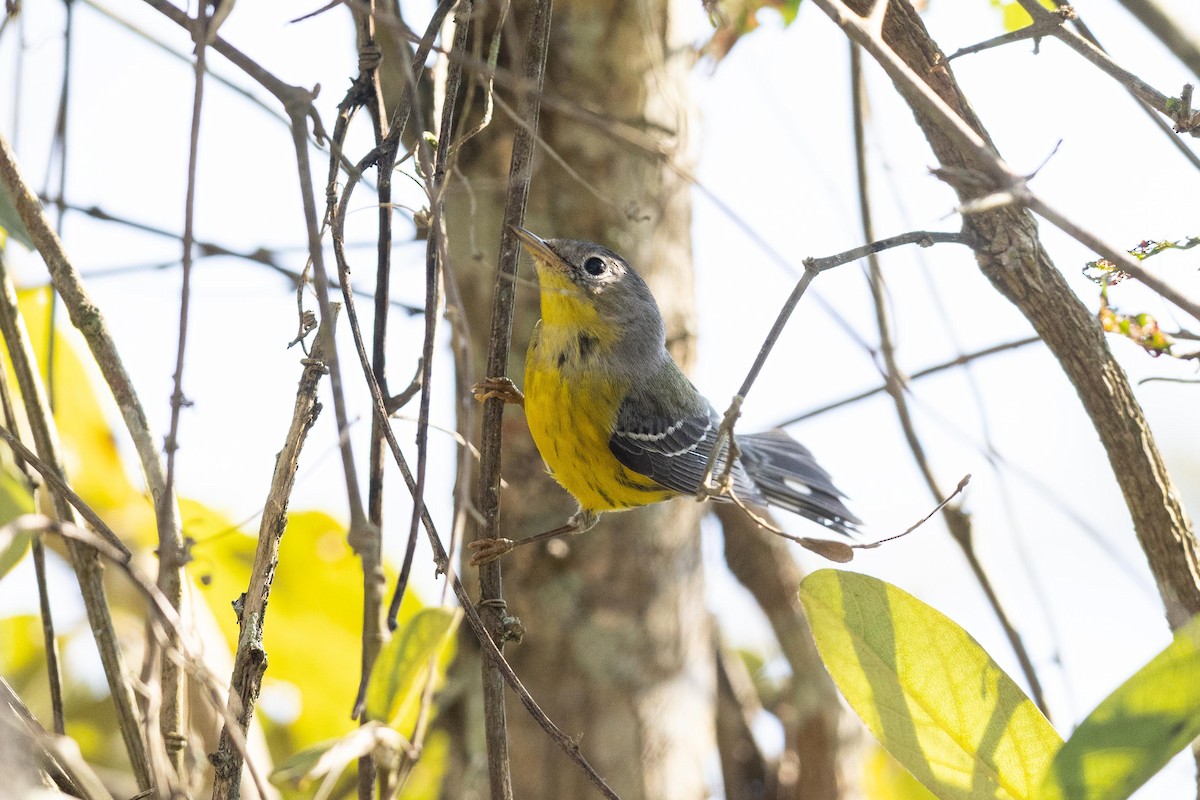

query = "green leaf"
[0, 181, 34, 252]
[0, 470, 34, 579]
[799, 569, 1062, 800]
[1035, 613, 1200, 800]
[364, 607, 461, 726]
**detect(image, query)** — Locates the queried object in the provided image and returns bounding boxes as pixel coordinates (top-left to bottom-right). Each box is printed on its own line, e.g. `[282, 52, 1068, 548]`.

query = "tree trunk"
[442, 1, 714, 798]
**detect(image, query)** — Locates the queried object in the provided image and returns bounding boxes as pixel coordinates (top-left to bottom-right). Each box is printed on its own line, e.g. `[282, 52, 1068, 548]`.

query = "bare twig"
[849, 43, 1048, 716]
[1013, 0, 1200, 134]
[0, 321, 65, 736]
[38, 199, 423, 313]
[946, 6, 1071, 61]
[155, 4, 210, 778]
[1114, 0, 1200, 79]
[824, 0, 1200, 637]
[1, 515, 271, 800]
[0, 426, 131, 558]
[779, 336, 1043, 425]
[0, 133, 155, 793]
[853, 475, 972, 551]
[697, 265, 815, 496]
[210, 308, 336, 800]
[804, 230, 972, 270]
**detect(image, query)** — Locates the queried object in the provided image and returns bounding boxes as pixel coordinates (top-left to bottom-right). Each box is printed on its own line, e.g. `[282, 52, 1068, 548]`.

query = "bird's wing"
[609, 388, 764, 503]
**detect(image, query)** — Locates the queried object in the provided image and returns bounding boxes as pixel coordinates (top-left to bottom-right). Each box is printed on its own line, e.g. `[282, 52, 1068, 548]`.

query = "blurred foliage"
[702, 0, 802, 62]
[0, 180, 34, 252]
[0, 288, 451, 797]
[365, 607, 460, 728]
[1084, 237, 1200, 358]
[0, 469, 34, 578]
[989, 0, 1059, 32]
[802, 569, 1200, 800]
[862, 744, 939, 800]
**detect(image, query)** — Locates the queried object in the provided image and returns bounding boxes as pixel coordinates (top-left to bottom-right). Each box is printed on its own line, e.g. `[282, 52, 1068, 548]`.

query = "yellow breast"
[524, 322, 674, 513]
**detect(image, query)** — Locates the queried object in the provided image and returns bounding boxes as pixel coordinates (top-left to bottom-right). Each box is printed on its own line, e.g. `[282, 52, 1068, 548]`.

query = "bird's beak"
[510, 225, 563, 270]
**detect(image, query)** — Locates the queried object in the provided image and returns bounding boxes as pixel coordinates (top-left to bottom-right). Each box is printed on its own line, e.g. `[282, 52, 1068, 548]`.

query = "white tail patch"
[783, 478, 815, 496]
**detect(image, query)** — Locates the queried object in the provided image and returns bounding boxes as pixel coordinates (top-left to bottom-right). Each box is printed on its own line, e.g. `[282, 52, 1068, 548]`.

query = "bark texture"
[442, 1, 714, 798]
[844, 0, 1200, 628]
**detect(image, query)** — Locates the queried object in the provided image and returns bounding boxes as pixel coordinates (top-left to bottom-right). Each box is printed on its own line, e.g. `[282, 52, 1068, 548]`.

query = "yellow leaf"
[365, 607, 461, 726]
[799, 570, 1062, 800]
[1036, 613, 1200, 800]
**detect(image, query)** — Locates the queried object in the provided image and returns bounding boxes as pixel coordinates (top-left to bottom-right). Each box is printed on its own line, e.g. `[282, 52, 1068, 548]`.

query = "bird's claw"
[472, 376, 525, 406]
[468, 537, 517, 566]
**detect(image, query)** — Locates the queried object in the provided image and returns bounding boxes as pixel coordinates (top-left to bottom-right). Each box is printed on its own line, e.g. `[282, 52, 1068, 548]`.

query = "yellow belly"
[524, 343, 673, 512]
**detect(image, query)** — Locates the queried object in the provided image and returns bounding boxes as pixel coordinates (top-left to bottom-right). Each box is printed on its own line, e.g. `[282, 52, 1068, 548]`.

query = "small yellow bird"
[470, 227, 859, 564]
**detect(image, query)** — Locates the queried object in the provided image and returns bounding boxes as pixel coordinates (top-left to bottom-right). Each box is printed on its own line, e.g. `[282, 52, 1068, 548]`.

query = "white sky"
[3, 0, 1200, 795]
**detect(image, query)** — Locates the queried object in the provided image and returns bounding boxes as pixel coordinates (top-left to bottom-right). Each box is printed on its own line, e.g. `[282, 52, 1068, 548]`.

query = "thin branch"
[0, 134, 154, 793]
[946, 7, 1069, 61]
[1013, 0, 1200, 134]
[44, 197, 423, 315]
[0, 425, 131, 559]
[804, 230, 972, 270]
[157, 5, 210, 778]
[0, 311, 64, 735]
[333, 220, 621, 799]
[475, 0, 559, 796]
[210, 309, 336, 800]
[398, 0, 472, 636]
[948, 2, 1200, 171]
[778, 335, 1042, 425]
[698, 253, 846, 495]
[2, 515, 271, 800]
[1114, 0, 1200, 79]
[348, 4, 393, 797]
[850, 43, 1049, 717]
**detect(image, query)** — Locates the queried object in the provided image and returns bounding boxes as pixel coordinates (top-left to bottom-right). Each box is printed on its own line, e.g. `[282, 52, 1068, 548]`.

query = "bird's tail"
[737, 429, 860, 536]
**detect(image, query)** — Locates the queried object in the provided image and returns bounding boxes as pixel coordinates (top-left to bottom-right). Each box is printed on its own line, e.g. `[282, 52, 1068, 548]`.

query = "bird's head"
[512, 226, 666, 348]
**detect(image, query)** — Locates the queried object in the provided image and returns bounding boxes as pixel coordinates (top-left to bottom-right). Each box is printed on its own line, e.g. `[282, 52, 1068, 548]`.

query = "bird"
[468, 227, 859, 564]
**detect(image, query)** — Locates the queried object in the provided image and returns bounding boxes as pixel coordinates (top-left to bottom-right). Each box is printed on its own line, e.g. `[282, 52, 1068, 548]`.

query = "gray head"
[512, 227, 667, 352]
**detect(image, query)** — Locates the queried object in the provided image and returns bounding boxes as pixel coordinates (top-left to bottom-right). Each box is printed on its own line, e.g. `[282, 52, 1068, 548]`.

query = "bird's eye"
[583, 256, 606, 276]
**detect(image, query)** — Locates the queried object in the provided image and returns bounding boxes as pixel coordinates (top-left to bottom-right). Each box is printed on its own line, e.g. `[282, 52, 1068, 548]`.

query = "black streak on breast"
[578, 333, 598, 361]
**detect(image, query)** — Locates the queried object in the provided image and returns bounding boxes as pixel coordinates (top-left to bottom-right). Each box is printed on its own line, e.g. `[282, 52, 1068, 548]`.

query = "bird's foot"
[472, 376, 525, 406]
[468, 537, 517, 566]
